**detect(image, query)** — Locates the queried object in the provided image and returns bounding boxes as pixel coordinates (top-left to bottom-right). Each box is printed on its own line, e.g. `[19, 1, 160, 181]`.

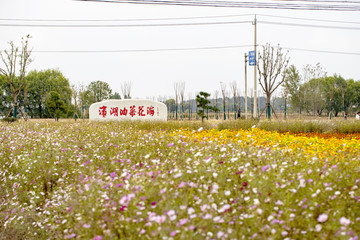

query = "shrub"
[0, 117, 18, 123]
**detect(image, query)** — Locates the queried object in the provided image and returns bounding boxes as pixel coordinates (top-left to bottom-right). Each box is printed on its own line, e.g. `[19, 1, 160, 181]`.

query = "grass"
[0, 119, 359, 239]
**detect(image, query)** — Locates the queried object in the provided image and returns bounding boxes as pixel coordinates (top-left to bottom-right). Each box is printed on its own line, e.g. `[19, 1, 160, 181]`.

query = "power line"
[32, 45, 253, 53]
[27, 45, 360, 56]
[260, 20, 360, 30]
[1, 13, 359, 26]
[2, 19, 359, 30]
[0, 14, 254, 22]
[0, 20, 251, 27]
[281, 46, 360, 55]
[269, 0, 360, 4]
[257, 13, 360, 24]
[75, 0, 360, 11]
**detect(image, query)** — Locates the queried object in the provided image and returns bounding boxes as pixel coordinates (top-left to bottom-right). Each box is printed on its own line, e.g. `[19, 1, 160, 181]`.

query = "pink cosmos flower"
[317, 213, 328, 222]
[261, 165, 270, 172]
[340, 217, 351, 226]
[64, 233, 76, 239]
[217, 231, 225, 238]
[178, 218, 188, 226]
[178, 182, 186, 188]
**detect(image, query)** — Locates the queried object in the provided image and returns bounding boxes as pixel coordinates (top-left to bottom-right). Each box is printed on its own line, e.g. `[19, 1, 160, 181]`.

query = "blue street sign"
[249, 51, 255, 66]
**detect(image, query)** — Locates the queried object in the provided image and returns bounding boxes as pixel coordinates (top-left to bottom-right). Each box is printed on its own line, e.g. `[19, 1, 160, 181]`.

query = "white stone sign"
[89, 99, 167, 121]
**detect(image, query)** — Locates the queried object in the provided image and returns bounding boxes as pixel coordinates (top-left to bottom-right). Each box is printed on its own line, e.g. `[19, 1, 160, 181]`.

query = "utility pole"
[244, 53, 248, 119]
[252, 15, 258, 119]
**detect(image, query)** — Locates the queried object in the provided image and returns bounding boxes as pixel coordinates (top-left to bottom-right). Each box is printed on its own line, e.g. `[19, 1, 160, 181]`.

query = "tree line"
[1, 36, 360, 120]
[0, 70, 128, 119]
[284, 63, 360, 117]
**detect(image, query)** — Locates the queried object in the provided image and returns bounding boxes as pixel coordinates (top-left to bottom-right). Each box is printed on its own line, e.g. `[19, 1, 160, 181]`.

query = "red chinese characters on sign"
[129, 105, 136, 117]
[99, 105, 159, 118]
[99, 106, 107, 118]
[138, 106, 145, 116]
[120, 107, 128, 116]
[110, 107, 118, 116]
[147, 106, 154, 116]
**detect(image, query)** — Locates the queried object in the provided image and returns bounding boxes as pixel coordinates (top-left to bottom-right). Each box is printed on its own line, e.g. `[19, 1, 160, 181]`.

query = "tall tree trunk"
[266, 95, 271, 119]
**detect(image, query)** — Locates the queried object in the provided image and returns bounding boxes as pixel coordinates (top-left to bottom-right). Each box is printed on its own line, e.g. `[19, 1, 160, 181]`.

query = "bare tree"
[302, 63, 326, 83]
[121, 81, 132, 99]
[179, 81, 185, 120]
[257, 43, 289, 119]
[23, 82, 29, 113]
[302, 63, 327, 116]
[230, 81, 238, 119]
[214, 90, 219, 120]
[174, 82, 180, 120]
[194, 91, 199, 120]
[188, 92, 193, 120]
[77, 83, 88, 119]
[226, 90, 231, 120]
[0, 35, 32, 120]
[71, 84, 79, 109]
[237, 89, 241, 119]
[281, 87, 289, 120]
[220, 82, 226, 120]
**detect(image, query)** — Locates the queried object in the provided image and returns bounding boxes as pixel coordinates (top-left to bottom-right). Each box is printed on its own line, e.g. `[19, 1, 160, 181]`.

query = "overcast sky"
[1, 0, 360, 100]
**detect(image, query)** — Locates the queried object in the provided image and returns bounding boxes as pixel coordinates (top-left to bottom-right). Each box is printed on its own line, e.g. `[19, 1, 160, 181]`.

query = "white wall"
[89, 99, 167, 121]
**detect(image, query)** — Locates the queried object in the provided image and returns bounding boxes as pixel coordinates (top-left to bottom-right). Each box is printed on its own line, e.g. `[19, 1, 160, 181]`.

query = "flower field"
[0, 120, 359, 240]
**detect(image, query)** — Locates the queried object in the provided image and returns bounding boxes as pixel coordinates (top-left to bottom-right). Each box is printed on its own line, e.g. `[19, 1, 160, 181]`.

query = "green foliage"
[196, 91, 219, 121]
[25, 69, 72, 118]
[86, 80, 112, 105]
[165, 99, 176, 113]
[110, 91, 121, 99]
[0, 117, 17, 123]
[284, 65, 302, 110]
[46, 91, 67, 120]
[0, 75, 9, 115]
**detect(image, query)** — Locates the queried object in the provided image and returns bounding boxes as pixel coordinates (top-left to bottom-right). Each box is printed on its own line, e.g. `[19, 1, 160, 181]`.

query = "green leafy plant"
[0, 117, 17, 123]
[196, 91, 219, 122]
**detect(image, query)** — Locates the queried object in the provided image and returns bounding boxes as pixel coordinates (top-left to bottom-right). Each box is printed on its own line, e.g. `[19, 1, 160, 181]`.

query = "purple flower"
[64, 233, 76, 239]
[317, 213, 328, 223]
[167, 143, 174, 147]
[170, 231, 176, 237]
[110, 171, 117, 180]
[178, 182, 186, 188]
[92, 236, 103, 240]
[340, 217, 351, 226]
[178, 218, 188, 226]
[261, 165, 270, 172]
